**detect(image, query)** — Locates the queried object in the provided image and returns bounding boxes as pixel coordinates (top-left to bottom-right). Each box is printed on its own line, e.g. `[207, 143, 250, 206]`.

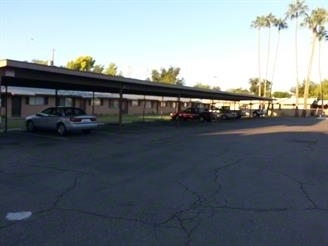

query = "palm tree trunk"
[265, 27, 271, 98]
[303, 35, 317, 117]
[295, 19, 299, 110]
[257, 28, 262, 97]
[318, 40, 324, 113]
[271, 30, 280, 88]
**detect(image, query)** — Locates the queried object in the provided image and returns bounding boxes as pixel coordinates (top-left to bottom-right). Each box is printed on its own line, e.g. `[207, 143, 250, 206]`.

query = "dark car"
[170, 107, 214, 122]
[252, 109, 265, 118]
[25, 106, 98, 136]
[210, 106, 242, 120]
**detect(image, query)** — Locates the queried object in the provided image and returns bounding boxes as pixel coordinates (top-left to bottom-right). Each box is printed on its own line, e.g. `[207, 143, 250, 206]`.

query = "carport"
[0, 59, 271, 131]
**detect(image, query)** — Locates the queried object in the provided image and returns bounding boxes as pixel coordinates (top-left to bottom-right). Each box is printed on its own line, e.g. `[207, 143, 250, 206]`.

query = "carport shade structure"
[0, 59, 272, 131]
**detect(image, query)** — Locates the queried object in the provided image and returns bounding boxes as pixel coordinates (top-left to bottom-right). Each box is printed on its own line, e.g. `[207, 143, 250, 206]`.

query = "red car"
[170, 107, 214, 122]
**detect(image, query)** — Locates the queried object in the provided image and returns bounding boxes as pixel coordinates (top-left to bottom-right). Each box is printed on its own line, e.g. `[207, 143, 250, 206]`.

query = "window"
[109, 99, 119, 108]
[131, 100, 139, 107]
[89, 98, 103, 106]
[26, 96, 48, 105]
[160, 101, 166, 107]
[145, 101, 152, 109]
[59, 97, 73, 106]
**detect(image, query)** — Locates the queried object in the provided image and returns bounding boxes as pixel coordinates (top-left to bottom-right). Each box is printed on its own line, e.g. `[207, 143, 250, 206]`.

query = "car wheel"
[82, 129, 91, 134]
[26, 120, 35, 132]
[57, 123, 67, 136]
[221, 115, 227, 120]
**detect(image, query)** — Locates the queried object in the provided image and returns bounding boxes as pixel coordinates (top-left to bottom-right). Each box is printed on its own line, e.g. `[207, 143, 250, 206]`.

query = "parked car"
[25, 106, 98, 136]
[210, 106, 242, 120]
[170, 107, 215, 122]
[252, 109, 266, 118]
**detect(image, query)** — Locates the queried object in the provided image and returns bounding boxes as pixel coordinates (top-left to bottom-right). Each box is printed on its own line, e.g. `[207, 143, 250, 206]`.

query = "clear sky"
[1, 0, 328, 92]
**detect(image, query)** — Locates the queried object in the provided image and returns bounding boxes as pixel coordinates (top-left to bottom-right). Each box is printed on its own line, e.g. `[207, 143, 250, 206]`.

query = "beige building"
[1, 87, 195, 118]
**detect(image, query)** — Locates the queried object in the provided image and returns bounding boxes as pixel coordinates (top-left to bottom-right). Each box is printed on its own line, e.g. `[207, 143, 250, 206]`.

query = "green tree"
[285, 0, 308, 108]
[193, 83, 211, 89]
[31, 59, 49, 65]
[320, 80, 328, 100]
[148, 66, 184, 85]
[212, 86, 221, 91]
[227, 88, 251, 94]
[249, 78, 272, 96]
[298, 80, 317, 97]
[301, 7, 328, 116]
[273, 91, 292, 98]
[93, 64, 104, 73]
[66, 56, 96, 71]
[104, 63, 119, 76]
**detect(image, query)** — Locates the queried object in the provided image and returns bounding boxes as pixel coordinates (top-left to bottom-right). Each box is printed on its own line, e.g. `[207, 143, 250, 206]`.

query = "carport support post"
[55, 89, 59, 106]
[176, 95, 181, 124]
[0, 76, 2, 132]
[161, 96, 164, 119]
[119, 87, 123, 129]
[142, 95, 146, 121]
[92, 91, 95, 115]
[177, 95, 181, 112]
[4, 85, 8, 132]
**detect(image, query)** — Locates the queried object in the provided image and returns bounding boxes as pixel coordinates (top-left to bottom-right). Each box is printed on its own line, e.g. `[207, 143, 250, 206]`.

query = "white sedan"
[25, 106, 98, 136]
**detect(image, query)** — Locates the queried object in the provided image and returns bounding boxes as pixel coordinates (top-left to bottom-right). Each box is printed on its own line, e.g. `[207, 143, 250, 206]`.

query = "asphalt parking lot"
[1, 117, 328, 246]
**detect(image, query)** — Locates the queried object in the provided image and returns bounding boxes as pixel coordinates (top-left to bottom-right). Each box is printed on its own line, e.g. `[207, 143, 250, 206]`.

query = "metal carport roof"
[0, 59, 271, 101]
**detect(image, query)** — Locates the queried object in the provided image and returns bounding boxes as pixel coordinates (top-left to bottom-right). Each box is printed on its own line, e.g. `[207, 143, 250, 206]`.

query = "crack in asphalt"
[214, 158, 243, 172]
[176, 214, 200, 246]
[204, 204, 290, 212]
[3, 159, 327, 246]
[32, 176, 79, 216]
[252, 166, 321, 210]
[178, 182, 204, 204]
[28, 164, 94, 175]
[57, 207, 153, 225]
[300, 183, 318, 209]
[53, 177, 78, 207]
[0, 177, 79, 231]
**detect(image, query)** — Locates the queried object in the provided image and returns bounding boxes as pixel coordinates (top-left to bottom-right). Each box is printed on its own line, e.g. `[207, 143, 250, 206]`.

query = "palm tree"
[270, 18, 288, 95]
[317, 27, 327, 112]
[251, 16, 267, 96]
[302, 8, 328, 117]
[285, 0, 308, 111]
[263, 13, 276, 97]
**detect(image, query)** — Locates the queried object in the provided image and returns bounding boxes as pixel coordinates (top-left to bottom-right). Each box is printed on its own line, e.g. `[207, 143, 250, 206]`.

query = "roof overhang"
[0, 59, 272, 101]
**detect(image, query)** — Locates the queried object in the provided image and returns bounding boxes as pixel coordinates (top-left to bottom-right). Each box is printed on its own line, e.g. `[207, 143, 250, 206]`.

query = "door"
[11, 96, 22, 117]
[122, 100, 128, 114]
[80, 99, 86, 112]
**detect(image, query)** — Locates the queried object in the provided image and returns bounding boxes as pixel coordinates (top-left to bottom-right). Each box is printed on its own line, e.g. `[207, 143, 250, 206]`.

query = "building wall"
[3, 95, 56, 118]
[1, 94, 183, 118]
[7, 93, 322, 119]
[22, 96, 56, 117]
